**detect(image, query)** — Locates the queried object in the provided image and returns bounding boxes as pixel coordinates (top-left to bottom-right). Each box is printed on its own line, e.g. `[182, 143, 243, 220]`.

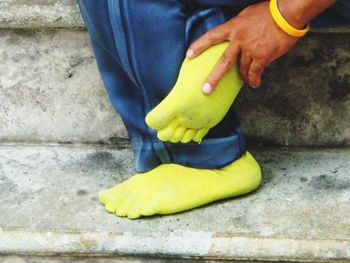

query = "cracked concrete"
[0, 145, 350, 261]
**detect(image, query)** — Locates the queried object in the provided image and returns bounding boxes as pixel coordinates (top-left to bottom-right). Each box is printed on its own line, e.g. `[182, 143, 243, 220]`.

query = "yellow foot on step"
[99, 152, 261, 219]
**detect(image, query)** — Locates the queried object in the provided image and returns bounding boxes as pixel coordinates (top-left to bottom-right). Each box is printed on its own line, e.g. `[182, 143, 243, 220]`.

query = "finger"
[202, 43, 240, 94]
[239, 53, 252, 83]
[248, 60, 265, 88]
[186, 23, 230, 58]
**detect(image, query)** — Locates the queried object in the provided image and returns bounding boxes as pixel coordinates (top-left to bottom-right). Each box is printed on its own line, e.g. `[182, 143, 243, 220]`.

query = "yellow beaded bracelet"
[269, 0, 310, 38]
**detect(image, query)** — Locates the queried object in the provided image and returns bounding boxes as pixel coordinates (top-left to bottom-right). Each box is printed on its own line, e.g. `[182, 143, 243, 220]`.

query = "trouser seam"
[110, 0, 172, 164]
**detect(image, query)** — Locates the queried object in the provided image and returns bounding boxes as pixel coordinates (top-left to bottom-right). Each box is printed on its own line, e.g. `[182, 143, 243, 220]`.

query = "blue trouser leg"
[77, 1, 162, 171]
[77, 0, 262, 172]
[78, 0, 349, 173]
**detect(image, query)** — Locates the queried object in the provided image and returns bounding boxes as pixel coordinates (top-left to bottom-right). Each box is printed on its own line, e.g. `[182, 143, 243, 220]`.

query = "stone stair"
[1, 145, 350, 262]
[0, 1, 350, 262]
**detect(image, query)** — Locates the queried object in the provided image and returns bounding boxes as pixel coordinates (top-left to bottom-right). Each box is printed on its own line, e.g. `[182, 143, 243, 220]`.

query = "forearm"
[278, 0, 337, 29]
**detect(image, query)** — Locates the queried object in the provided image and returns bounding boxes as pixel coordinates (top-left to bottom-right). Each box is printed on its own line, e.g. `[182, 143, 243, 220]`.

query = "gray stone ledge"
[0, 0, 84, 29]
[0, 29, 128, 144]
[0, 0, 349, 34]
[1, 29, 350, 146]
[0, 145, 350, 261]
[0, 256, 188, 263]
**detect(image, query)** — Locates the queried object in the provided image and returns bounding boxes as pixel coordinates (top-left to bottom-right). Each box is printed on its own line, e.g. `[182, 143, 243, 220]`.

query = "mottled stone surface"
[234, 34, 350, 146]
[1, 29, 350, 146]
[0, 145, 350, 261]
[0, 29, 127, 144]
[1, 0, 350, 34]
[0, 256, 204, 263]
[0, 0, 84, 29]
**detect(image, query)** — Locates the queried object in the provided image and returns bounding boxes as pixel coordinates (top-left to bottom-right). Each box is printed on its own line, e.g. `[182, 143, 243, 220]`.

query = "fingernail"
[186, 49, 194, 58]
[202, 83, 212, 94]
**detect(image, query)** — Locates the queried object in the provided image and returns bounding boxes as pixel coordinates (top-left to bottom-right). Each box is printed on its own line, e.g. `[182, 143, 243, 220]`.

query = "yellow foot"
[145, 41, 243, 143]
[99, 152, 261, 219]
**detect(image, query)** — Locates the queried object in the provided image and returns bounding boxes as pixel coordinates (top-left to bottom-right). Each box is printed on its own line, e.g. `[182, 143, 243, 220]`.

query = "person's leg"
[145, 0, 262, 143]
[79, 0, 261, 219]
[105, 0, 251, 169]
[77, 0, 164, 172]
[78, 0, 246, 171]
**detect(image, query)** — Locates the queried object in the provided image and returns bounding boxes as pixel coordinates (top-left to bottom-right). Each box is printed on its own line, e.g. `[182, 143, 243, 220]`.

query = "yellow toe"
[105, 202, 117, 213]
[193, 128, 209, 142]
[127, 201, 144, 219]
[157, 120, 179, 141]
[180, 129, 196, 143]
[115, 193, 138, 217]
[170, 126, 186, 143]
[99, 190, 111, 205]
[140, 201, 159, 217]
[145, 102, 176, 130]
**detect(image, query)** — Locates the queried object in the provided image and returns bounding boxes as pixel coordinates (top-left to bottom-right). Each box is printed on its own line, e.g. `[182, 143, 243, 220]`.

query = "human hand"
[186, 1, 300, 93]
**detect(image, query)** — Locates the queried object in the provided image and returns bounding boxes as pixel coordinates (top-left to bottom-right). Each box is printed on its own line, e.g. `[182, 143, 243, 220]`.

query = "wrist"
[277, 0, 310, 30]
[269, 0, 310, 37]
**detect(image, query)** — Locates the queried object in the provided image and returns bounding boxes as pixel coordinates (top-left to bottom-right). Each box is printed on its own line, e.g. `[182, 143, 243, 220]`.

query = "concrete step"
[0, 0, 84, 29]
[1, 0, 350, 32]
[0, 29, 128, 144]
[0, 144, 349, 262]
[1, 1, 350, 146]
[1, 26, 350, 146]
[0, 256, 198, 263]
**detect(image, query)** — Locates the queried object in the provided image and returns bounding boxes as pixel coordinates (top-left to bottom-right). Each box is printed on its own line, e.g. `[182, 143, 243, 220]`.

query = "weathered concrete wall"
[235, 34, 350, 146]
[0, 29, 127, 144]
[0, 29, 349, 146]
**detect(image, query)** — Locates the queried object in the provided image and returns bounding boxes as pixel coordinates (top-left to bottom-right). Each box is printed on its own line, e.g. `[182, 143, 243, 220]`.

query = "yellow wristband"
[269, 0, 310, 38]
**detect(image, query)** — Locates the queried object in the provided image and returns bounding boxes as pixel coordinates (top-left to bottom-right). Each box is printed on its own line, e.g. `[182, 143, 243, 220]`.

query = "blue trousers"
[78, 0, 350, 173]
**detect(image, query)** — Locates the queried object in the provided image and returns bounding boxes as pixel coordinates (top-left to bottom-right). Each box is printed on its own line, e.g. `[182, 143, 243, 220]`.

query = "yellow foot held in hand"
[99, 152, 261, 219]
[145, 41, 243, 143]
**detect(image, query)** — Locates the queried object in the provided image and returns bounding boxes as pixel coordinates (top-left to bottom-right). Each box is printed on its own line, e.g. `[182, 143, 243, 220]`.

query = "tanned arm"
[187, 0, 338, 92]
